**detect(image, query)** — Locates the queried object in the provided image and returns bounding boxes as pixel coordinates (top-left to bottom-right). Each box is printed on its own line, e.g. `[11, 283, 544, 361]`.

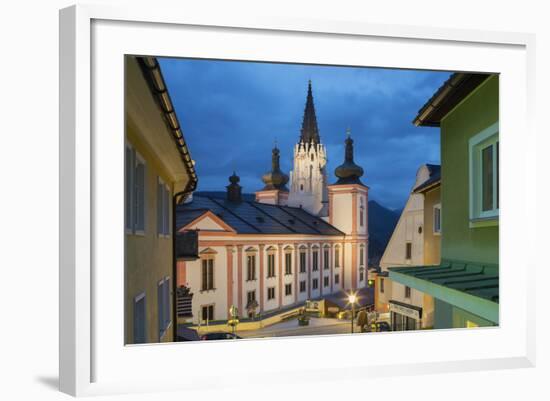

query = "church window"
[312, 251, 319, 271]
[323, 248, 329, 269]
[201, 258, 214, 291]
[300, 184, 304, 191]
[246, 254, 256, 281]
[334, 246, 341, 268]
[299, 251, 306, 273]
[267, 253, 275, 278]
[311, 154, 314, 161]
[285, 252, 292, 275]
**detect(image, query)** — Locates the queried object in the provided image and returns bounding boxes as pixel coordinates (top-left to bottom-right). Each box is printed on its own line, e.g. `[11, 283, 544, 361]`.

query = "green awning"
[388, 260, 498, 324]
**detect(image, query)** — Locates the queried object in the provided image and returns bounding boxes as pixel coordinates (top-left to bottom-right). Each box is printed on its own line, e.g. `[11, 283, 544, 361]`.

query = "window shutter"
[164, 278, 170, 328]
[165, 187, 170, 235]
[157, 180, 163, 235]
[158, 283, 164, 337]
[135, 162, 145, 232]
[125, 147, 134, 231]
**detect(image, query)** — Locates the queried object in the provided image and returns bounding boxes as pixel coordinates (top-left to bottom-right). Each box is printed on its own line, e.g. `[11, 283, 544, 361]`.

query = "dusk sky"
[159, 58, 451, 211]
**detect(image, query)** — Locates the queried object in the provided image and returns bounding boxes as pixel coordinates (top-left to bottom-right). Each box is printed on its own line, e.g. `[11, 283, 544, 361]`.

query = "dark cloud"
[159, 57, 450, 210]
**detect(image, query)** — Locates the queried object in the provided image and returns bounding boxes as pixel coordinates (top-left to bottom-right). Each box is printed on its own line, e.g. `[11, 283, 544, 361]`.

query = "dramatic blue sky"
[159, 58, 451, 210]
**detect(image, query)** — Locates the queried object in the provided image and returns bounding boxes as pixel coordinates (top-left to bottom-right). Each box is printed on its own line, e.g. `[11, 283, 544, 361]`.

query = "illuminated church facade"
[176, 82, 369, 324]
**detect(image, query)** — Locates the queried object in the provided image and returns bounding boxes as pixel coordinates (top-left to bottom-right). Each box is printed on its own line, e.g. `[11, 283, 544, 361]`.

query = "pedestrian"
[356, 308, 368, 332]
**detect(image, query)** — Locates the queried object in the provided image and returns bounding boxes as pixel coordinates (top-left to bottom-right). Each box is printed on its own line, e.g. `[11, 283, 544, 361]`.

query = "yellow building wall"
[125, 124, 175, 344]
[423, 186, 441, 266]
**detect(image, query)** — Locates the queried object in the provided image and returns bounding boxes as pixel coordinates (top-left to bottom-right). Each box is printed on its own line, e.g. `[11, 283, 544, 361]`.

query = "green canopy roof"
[388, 259, 499, 324]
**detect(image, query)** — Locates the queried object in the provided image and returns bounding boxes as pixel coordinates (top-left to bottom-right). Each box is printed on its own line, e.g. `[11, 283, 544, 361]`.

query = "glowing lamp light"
[348, 293, 357, 304]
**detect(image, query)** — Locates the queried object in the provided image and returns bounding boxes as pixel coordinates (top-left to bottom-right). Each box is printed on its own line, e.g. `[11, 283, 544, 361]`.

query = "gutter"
[137, 56, 198, 198]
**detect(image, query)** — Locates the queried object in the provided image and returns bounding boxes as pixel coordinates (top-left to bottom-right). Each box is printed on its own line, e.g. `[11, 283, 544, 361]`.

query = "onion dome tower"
[334, 129, 365, 186]
[255, 145, 290, 206]
[327, 128, 369, 291]
[261, 145, 289, 191]
[226, 171, 242, 202]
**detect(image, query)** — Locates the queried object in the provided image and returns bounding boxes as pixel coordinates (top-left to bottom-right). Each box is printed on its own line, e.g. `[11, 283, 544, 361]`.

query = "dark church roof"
[176, 195, 344, 236]
[299, 81, 321, 146]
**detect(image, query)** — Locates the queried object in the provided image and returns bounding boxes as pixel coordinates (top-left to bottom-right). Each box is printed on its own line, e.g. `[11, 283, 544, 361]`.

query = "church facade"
[176, 82, 369, 324]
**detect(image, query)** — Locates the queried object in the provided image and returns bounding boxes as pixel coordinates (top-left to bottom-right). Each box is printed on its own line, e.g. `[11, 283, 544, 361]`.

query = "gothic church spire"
[299, 80, 321, 146]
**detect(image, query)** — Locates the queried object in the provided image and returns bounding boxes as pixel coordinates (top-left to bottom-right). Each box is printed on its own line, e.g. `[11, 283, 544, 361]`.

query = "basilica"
[176, 82, 369, 324]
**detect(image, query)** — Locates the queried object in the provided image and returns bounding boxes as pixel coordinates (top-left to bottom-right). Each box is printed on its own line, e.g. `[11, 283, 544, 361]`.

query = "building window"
[323, 248, 329, 269]
[334, 274, 340, 284]
[360, 197, 365, 227]
[285, 252, 292, 275]
[405, 286, 411, 298]
[360, 246, 365, 266]
[334, 246, 340, 268]
[133, 292, 147, 344]
[312, 278, 319, 290]
[201, 258, 214, 291]
[267, 287, 275, 300]
[201, 304, 214, 323]
[157, 177, 170, 236]
[267, 253, 276, 278]
[285, 283, 292, 296]
[405, 242, 412, 260]
[299, 280, 306, 293]
[125, 145, 146, 234]
[433, 204, 442, 234]
[312, 250, 319, 271]
[380, 278, 385, 293]
[299, 251, 306, 273]
[469, 122, 499, 222]
[157, 277, 171, 339]
[359, 268, 364, 282]
[247, 290, 256, 305]
[323, 276, 329, 287]
[246, 254, 256, 281]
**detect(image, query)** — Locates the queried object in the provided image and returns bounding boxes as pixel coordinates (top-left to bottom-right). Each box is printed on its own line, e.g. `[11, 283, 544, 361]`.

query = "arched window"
[360, 197, 365, 227]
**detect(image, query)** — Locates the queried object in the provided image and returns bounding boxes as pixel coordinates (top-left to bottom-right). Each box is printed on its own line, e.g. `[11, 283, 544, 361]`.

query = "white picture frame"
[59, 4, 536, 397]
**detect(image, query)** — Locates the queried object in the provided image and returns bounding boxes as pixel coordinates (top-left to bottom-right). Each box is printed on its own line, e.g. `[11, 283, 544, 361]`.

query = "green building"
[388, 73, 499, 328]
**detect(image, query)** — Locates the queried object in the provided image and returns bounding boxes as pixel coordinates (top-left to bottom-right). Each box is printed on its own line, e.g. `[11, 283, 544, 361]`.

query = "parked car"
[176, 326, 200, 341]
[200, 332, 242, 340]
[371, 321, 391, 332]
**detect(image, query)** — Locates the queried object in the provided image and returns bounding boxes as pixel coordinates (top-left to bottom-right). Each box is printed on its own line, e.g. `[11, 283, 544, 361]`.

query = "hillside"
[193, 192, 399, 267]
[368, 200, 401, 267]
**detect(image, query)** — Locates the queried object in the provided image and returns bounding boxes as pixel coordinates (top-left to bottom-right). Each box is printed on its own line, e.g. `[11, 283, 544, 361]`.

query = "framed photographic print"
[59, 4, 536, 397]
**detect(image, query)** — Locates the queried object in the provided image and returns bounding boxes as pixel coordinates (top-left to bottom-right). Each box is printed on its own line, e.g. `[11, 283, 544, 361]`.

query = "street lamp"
[228, 305, 239, 336]
[348, 293, 357, 334]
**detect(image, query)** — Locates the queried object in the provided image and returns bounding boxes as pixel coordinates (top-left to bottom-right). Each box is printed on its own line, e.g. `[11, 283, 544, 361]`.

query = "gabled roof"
[413, 73, 492, 127]
[413, 164, 441, 193]
[176, 196, 344, 236]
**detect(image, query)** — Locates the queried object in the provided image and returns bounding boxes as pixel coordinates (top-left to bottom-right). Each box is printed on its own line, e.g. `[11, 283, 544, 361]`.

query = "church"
[176, 82, 369, 324]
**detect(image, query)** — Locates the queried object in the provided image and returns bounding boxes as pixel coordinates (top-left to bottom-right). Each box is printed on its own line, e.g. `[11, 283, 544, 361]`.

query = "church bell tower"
[287, 81, 329, 216]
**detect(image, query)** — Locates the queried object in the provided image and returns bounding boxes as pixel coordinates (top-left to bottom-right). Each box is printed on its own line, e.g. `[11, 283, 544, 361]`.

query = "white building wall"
[186, 246, 228, 323]
[330, 193, 353, 234]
